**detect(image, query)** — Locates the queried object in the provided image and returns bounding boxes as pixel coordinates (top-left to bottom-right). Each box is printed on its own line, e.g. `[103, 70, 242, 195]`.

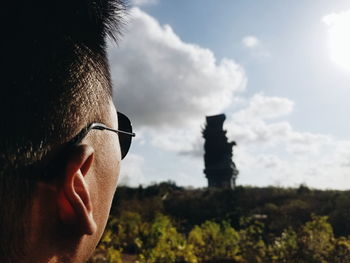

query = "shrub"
[137, 214, 187, 263]
[297, 215, 334, 263]
[188, 220, 240, 262]
[238, 217, 266, 263]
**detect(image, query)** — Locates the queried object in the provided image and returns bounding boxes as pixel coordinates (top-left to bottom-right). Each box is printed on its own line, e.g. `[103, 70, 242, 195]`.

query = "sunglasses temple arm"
[102, 126, 136, 137]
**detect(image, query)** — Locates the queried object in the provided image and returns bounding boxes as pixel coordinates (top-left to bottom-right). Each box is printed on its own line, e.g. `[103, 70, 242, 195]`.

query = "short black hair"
[0, 1, 126, 261]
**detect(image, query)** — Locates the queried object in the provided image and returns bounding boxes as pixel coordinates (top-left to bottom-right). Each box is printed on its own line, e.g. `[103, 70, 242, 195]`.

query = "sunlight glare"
[323, 11, 350, 71]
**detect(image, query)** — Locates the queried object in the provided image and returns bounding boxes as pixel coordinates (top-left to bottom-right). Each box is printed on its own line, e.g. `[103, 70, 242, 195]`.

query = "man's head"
[0, 1, 127, 262]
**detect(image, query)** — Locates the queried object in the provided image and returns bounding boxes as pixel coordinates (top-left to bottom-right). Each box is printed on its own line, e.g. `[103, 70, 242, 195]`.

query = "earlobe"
[57, 145, 97, 235]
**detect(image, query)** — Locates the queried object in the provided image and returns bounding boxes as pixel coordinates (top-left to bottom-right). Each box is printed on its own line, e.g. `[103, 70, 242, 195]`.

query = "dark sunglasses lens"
[117, 112, 133, 159]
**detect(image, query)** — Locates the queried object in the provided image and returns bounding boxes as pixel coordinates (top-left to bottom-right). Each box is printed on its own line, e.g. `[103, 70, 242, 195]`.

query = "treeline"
[89, 182, 350, 262]
[90, 212, 350, 263]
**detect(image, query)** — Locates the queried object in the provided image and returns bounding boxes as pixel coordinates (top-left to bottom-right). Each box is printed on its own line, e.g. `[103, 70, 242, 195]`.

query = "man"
[0, 0, 133, 262]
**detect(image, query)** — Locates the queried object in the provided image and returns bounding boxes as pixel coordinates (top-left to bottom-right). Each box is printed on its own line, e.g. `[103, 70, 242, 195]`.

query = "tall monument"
[203, 114, 238, 189]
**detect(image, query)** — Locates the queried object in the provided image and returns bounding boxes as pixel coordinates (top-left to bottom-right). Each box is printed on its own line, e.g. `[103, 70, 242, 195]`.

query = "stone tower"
[203, 114, 238, 189]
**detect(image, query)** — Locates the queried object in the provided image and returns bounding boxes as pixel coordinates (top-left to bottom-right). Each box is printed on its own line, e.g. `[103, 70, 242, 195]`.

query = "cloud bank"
[224, 94, 350, 189]
[109, 8, 246, 129]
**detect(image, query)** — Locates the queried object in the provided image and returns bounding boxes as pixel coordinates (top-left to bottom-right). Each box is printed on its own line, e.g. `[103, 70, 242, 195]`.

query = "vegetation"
[88, 182, 350, 262]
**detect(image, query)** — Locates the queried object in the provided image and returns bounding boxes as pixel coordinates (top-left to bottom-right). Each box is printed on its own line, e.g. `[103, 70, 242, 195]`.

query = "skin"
[28, 100, 121, 263]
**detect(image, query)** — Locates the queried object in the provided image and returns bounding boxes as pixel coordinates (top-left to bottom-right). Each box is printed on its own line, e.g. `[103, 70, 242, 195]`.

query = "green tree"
[297, 215, 334, 263]
[267, 227, 298, 263]
[188, 220, 240, 262]
[329, 237, 350, 263]
[137, 213, 187, 263]
[238, 217, 266, 263]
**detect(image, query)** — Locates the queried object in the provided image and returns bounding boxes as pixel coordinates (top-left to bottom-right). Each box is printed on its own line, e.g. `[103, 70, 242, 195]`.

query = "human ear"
[57, 144, 97, 235]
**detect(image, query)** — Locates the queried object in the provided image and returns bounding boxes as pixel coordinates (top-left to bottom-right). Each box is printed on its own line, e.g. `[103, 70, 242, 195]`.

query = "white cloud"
[225, 94, 334, 155]
[242, 35, 260, 48]
[225, 94, 294, 146]
[221, 93, 350, 189]
[257, 154, 283, 169]
[233, 93, 294, 121]
[109, 7, 246, 130]
[286, 131, 332, 155]
[332, 141, 350, 167]
[131, 0, 158, 6]
[108, 7, 246, 155]
[242, 35, 270, 57]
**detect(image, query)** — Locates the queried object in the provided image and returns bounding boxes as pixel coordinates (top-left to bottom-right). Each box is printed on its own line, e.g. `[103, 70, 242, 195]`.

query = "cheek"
[92, 167, 120, 243]
[96, 137, 121, 218]
[88, 135, 121, 242]
[107, 135, 121, 188]
[98, 134, 121, 192]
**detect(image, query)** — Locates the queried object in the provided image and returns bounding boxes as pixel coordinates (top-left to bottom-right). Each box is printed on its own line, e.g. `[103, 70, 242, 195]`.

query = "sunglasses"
[70, 112, 136, 159]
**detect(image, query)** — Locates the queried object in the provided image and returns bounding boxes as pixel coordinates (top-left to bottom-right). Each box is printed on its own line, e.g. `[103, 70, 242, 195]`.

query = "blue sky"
[108, 0, 350, 189]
